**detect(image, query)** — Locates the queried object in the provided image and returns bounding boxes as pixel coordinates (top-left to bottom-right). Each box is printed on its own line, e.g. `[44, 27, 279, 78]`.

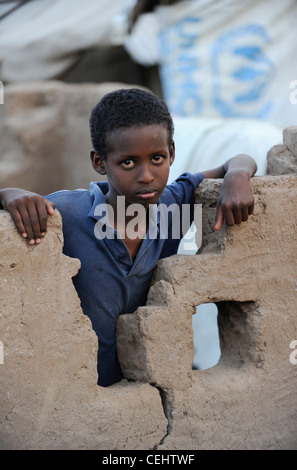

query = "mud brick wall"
[1, 174, 296, 450]
[0, 210, 167, 450]
[117, 174, 297, 450]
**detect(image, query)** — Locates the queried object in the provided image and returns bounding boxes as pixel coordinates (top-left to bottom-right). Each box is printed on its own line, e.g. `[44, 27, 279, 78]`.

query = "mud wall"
[0, 83, 297, 449]
[0, 173, 296, 450]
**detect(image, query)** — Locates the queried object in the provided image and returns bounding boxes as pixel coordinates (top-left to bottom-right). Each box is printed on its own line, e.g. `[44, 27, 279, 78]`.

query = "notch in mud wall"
[192, 303, 220, 370]
[192, 301, 260, 371]
[217, 301, 263, 368]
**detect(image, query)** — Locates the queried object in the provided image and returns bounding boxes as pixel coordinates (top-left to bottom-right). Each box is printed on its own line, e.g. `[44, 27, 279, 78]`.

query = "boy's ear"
[169, 141, 175, 166]
[90, 149, 107, 175]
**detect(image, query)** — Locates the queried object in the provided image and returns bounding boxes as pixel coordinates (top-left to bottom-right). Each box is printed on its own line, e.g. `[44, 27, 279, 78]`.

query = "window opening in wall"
[192, 303, 221, 370]
[193, 301, 257, 370]
[177, 221, 201, 255]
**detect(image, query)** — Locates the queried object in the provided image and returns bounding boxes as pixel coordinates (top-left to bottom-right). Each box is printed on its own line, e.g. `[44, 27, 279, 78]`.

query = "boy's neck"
[106, 194, 149, 261]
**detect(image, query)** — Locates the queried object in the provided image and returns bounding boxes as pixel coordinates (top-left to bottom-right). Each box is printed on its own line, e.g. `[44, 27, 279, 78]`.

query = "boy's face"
[91, 124, 175, 209]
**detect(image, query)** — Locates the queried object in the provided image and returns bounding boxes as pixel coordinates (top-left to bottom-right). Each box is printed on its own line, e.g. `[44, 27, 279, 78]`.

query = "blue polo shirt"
[46, 172, 204, 387]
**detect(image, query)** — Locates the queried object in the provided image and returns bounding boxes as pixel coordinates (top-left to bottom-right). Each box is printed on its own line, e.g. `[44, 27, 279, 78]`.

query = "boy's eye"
[121, 159, 135, 169]
[152, 155, 164, 164]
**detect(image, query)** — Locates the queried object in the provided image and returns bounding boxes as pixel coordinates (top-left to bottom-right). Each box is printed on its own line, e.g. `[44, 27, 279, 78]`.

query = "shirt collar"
[88, 181, 110, 221]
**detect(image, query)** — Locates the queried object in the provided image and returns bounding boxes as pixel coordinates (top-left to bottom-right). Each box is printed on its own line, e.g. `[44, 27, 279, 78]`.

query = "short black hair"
[89, 88, 174, 159]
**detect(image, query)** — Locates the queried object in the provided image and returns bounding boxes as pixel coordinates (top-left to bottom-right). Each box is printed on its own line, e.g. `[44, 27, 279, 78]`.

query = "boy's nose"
[138, 164, 154, 183]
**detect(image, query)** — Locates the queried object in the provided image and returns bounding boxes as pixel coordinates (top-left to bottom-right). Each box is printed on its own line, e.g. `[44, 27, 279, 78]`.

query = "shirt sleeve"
[160, 172, 204, 207]
[158, 172, 204, 259]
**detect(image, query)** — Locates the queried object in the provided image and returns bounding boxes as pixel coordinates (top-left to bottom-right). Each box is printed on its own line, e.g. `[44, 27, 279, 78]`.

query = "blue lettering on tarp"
[160, 19, 275, 119]
[233, 45, 263, 61]
[211, 24, 275, 118]
[233, 66, 267, 82]
[160, 17, 202, 116]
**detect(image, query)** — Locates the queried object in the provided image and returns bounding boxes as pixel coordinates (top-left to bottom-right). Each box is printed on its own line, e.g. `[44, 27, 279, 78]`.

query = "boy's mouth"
[137, 189, 157, 200]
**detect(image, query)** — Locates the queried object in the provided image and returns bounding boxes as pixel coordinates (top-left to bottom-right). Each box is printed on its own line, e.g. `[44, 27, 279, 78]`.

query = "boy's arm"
[201, 154, 257, 231]
[0, 188, 55, 244]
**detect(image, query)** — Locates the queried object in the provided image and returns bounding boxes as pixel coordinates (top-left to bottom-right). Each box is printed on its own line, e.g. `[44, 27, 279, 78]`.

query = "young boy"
[0, 88, 257, 387]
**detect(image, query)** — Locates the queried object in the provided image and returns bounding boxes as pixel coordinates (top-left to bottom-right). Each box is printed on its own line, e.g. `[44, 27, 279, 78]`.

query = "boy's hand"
[214, 170, 255, 231]
[0, 188, 55, 244]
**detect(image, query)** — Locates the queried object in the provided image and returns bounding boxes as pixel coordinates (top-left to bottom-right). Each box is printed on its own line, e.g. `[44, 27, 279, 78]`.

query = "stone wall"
[1, 173, 296, 450]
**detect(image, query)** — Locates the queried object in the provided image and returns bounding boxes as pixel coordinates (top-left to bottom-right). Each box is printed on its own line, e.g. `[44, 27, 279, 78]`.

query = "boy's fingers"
[223, 205, 235, 227]
[9, 208, 27, 238]
[16, 207, 35, 242]
[3, 194, 55, 244]
[24, 204, 41, 242]
[45, 200, 56, 215]
[248, 200, 254, 215]
[232, 207, 242, 225]
[25, 199, 55, 242]
[36, 199, 54, 235]
[214, 204, 224, 231]
[215, 192, 254, 231]
[241, 206, 249, 222]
